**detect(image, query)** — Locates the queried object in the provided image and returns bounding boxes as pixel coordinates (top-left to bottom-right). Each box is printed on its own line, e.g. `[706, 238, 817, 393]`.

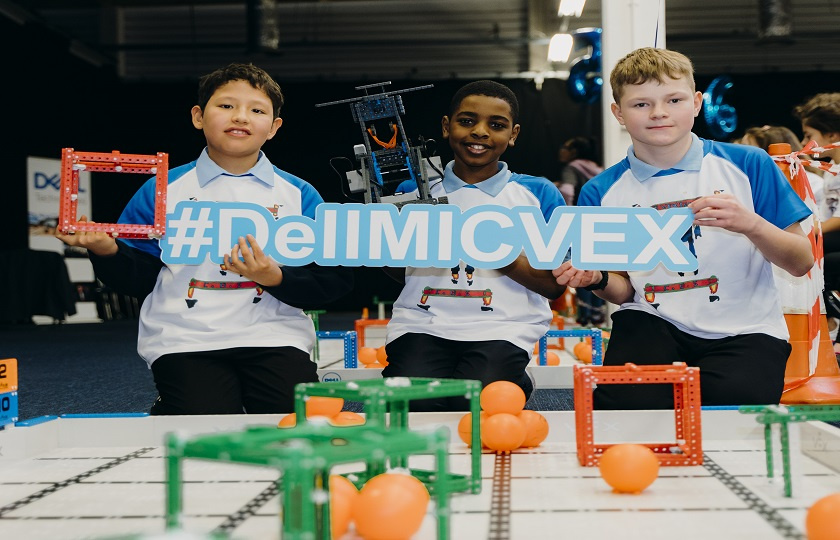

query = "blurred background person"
[556, 136, 603, 206]
[556, 136, 605, 326]
[740, 124, 840, 345]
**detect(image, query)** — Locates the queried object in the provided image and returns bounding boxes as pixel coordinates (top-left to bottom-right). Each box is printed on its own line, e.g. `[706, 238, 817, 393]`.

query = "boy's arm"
[552, 262, 635, 305]
[56, 216, 163, 298]
[88, 240, 164, 299]
[822, 217, 840, 234]
[221, 234, 354, 309]
[261, 264, 354, 310]
[689, 193, 814, 277]
[382, 267, 405, 284]
[500, 254, 566, 300]
[55, 216, 119, 257]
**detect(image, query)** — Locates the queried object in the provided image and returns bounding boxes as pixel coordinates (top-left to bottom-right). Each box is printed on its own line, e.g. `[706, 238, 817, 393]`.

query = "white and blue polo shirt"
[119, 149, 323, 364]
[579, 135, 811, 340]
[386, 161, 566, 353]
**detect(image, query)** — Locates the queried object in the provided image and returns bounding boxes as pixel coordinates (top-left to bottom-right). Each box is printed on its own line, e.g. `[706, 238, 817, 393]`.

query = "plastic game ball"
[457, 411, 487, 446]
[481, 412, 527, 453]
[330, 474, 359, 539]
[480, 380, 526, 416]
[306, 396, 344, 418]
[354, 472, 430, 540]
[517, 410, 549, 448]
[545, 351, 561, 366]
[277, 413, 297, 428]
[573, 341, 593, 364]
[805, 492, 840, 540]
[598, 444, 659, 494]
[358, 347, 379, 365]
[376, 346, 389, 366]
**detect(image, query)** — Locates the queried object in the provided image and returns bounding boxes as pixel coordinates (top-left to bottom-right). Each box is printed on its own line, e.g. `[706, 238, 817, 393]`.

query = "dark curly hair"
[448, 80, 519, 123]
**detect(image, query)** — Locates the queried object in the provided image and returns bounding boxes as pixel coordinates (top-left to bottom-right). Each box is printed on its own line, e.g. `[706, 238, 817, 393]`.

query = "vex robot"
[318, 82, 446, 207]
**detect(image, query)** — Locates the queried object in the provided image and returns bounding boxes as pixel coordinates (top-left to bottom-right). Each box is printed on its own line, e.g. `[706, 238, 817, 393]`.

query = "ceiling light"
[548, 33, 574, 62]
[558, 0, 586, 17]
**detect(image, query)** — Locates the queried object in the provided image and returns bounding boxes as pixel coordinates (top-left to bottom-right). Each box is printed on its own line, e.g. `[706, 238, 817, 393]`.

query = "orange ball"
[331, 411, 366, 426]
[457, 411, 487, 446]
[376, 346, 389, 366]
[278, 412, 296, 428]
[545, 351, 560, 366]
[573, 341, 592, 364]
[306, 396, 344, 418]
[598, 444, 659, 494]
[481, 412, 526, 453]
[806, 493, 840, 540]
[480, 381, 526, 416]
[354, 473, 429, 540]
[517, 410, 549, 448]
[359, 347, 379, 365]
[330, 474, 358, 539]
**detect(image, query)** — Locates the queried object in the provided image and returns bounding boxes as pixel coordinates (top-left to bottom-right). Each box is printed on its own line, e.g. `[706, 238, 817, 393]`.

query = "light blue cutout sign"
[160, 202, 698, 273]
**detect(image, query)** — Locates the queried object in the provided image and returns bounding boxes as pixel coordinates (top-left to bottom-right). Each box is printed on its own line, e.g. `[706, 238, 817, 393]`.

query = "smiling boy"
[553, 48, 813, 409]
[382, 80, 566, 411]
[57, 63, 352, 415]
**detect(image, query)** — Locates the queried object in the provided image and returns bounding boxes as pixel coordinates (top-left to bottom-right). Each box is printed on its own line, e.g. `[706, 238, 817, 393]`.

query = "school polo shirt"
[118, 149, 323, 365]
[578, 136, 811, 340]
[386, 161, 566, 353]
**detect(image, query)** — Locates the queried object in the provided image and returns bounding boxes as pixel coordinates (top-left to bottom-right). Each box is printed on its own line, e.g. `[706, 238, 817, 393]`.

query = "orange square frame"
[573, 362, 703, 467]
[58, 148, 168, 239]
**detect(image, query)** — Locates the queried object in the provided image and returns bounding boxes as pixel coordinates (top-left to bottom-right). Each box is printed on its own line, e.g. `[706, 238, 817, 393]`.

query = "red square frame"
[58, 148, 168, 239]
[573, 362, 703, 467]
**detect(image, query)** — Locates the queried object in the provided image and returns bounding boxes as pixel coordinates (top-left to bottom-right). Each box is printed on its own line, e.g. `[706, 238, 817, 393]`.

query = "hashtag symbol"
[166, 206, 215, 259]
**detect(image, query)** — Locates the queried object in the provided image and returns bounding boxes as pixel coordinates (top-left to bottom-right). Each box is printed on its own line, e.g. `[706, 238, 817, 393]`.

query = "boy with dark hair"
[57, 63, 352, 415]
[553, 47, 814, 409]
[382, 80, 567, 410]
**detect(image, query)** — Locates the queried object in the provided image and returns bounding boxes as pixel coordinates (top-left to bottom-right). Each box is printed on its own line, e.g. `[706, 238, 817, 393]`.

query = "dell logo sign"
[34, 172, 85, 192]
[320, 372, 341, 383]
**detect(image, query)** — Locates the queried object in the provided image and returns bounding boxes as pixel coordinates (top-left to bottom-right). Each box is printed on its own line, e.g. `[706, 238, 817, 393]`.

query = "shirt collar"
[195, 148, 275, 187]
[627, 133, 704, 182]
[441, 161, 512, 196]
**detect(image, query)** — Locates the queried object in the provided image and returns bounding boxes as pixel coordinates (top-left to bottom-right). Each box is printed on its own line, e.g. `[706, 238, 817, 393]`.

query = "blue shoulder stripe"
[510, 173, 566, 220]
[118, 161, 197, 256]
[704, 140, 810, 230]
[272, 166, 324, 219]
[578, 159, 630, 206]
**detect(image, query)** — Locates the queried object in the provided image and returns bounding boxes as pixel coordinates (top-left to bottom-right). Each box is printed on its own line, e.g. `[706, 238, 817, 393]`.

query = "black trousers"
[150, 346, 318, 415]
[822, 230, 840, 318]
[594, 310, 790, 410]
[382, 333, 533, 411]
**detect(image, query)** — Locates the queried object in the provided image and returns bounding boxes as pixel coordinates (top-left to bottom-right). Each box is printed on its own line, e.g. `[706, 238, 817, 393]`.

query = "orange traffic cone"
[769, 142, 840, 404]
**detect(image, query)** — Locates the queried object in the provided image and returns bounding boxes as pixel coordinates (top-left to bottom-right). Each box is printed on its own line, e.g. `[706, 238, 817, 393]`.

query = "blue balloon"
[567, 28, 602, 105]
[703, 76, 737, 139]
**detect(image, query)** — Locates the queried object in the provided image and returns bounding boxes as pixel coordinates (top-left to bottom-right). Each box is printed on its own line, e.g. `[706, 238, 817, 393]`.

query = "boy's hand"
[224, 234, 283, 287]
[552, 261, 600, 288]
[688, 193, 760, 234]
[54, 215, 119, 256]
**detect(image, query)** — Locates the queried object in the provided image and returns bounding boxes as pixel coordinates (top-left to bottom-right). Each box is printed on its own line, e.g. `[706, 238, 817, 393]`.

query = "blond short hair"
[610, 47, 695, 103]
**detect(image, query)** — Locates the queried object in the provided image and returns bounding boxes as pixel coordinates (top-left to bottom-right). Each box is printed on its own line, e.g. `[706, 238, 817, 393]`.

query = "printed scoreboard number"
[0, 358, 17, 393]
[0, 391, 18, 427]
